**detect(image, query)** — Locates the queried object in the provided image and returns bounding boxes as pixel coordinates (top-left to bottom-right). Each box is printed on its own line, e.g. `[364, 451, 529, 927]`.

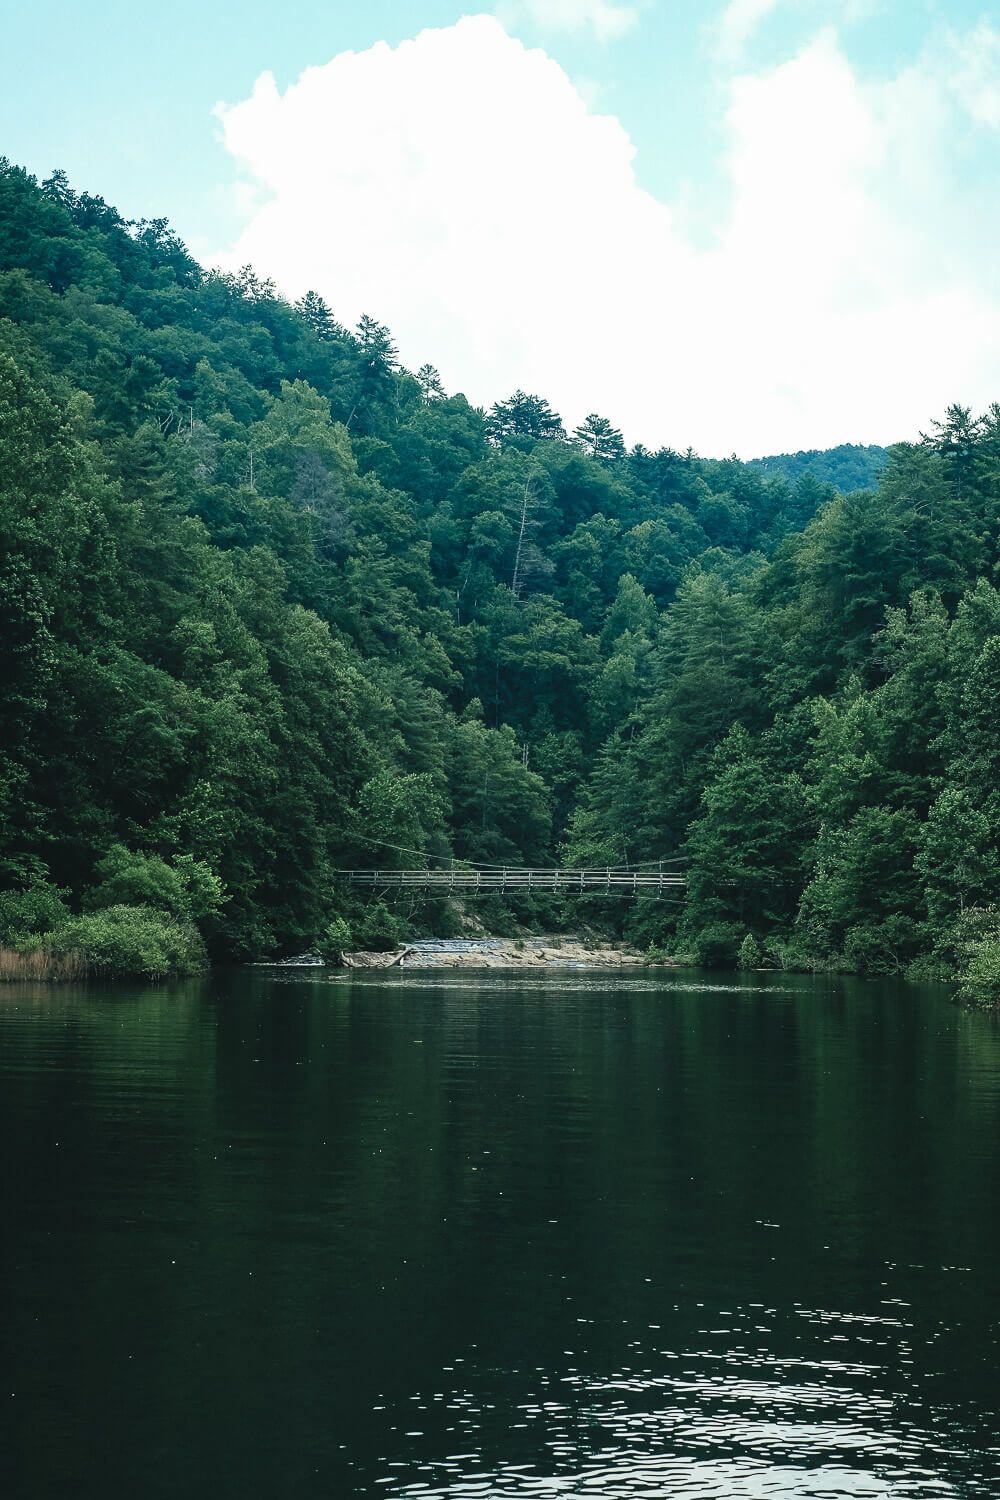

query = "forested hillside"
[746, 443, 889, 492]
[1, 159, 997, 994]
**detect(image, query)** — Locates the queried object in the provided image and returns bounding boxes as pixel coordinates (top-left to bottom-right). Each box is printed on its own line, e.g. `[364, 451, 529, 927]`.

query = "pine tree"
[573, 413, 625, 463]
[295, 290, 346, 342]
[485, 390, 565, 445]
[417, 364, 445, 400]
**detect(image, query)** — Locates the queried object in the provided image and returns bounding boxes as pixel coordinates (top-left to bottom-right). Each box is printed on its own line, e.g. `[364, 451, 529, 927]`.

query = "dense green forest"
[746, 443, 889, 492]
[0, 159, 997, 996]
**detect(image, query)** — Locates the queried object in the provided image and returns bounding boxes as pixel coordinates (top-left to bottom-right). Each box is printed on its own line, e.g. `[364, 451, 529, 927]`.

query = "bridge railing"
[335, 867, 686, 895]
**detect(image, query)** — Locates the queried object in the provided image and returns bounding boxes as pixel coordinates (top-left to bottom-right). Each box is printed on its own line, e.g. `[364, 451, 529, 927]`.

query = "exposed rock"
[262, 936, 676, 972]
[342, 949, 408, 969]
[353, 937, 661, 970]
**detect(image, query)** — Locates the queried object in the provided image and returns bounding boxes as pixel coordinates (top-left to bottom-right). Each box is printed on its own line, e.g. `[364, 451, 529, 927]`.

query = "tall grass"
[0, 946, 87, 982]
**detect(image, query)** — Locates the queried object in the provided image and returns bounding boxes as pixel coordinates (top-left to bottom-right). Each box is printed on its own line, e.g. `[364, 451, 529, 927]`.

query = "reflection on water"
[1, 969, 998, 1498]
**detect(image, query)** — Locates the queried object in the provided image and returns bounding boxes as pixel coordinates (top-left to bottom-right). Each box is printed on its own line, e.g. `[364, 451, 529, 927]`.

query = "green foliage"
[486, 390, 564, 446]
[747, 443, 888, 492]
[448, 718, 551, 864]
[684, 725, 813, 937]
[795, 808, 924, 968]
[573, 413, 625, 463]
[737, 933, 764, 969]
[955, 910, 1000, 1009]
[45, 905, 207, 978]
[0, 880, 71, 945]
[687, 922, 743, 970]
[353, 772, 444, 866]
[351, 901, 409, 952]
[916, 789, 998, 929]
[318, 916, 352, 964]
[1, 158, 998, 983]
[86, 845, 225, 922]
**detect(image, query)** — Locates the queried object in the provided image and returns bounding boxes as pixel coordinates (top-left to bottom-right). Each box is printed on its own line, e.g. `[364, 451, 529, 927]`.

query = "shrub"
[351, 900, 409, 952]
[0, 881, 71, 946]
[687, 921, 742, 969]
[473, 896, 522, 938]
[45, 905, 208, 979]
[955, 908, 1000, 1008]
[737, 933, 764, 970]
[905, 951, 955, 983]
[86, 846, 225, 922]
[424, 897, 464, 939]
[626, 902, 675, 953]
[763, 938, 824, 973]
[644, 943, 674, 965]
[318, 916, 352, 964]
[957, 936, 1000, 1008]
[842, 915, 924, 975]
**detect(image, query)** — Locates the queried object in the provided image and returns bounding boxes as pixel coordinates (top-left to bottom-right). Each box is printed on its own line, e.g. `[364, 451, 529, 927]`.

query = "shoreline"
[268, 937, 669, 971]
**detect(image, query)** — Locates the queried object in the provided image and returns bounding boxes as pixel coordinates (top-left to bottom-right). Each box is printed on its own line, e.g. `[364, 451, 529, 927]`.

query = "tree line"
[0, 159, 996, 997]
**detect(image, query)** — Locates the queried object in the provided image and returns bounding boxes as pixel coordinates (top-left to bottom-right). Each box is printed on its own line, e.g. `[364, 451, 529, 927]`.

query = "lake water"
[2, 969, 999, 1498]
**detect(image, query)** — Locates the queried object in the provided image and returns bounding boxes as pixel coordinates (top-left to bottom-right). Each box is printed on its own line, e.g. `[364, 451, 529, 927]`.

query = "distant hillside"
[747, 443, 890, 492]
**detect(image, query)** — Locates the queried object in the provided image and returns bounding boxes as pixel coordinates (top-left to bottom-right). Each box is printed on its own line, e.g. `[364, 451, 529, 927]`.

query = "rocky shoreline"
[254, 936, 668, 972]
[342, 936, 659, 969]
[255, 936, 671, 971]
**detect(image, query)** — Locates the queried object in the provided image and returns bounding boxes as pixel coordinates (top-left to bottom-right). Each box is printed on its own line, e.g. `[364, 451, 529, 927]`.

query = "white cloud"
[497, 0, 640, 42]
[944, 21, 1000, 129]
[713, 1, 882, 66]
[716, 0, 783, 64]
[215, 15, 1000, 456]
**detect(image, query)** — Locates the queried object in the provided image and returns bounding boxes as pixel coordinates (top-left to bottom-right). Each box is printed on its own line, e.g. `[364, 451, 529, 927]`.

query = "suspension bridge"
[335, 855, 686, 899]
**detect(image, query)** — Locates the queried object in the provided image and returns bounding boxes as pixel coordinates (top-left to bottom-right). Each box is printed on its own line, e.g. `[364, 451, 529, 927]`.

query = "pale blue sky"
[1, 1, 985, 253]
[3, 1, 998, 453]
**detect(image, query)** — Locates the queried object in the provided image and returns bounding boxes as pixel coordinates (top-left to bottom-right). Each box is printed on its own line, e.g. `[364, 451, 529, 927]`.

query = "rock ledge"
[342, 937, 660, 970]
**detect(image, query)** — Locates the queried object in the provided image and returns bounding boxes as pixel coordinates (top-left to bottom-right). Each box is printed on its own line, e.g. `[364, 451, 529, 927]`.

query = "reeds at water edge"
[0, 947, 87, 982]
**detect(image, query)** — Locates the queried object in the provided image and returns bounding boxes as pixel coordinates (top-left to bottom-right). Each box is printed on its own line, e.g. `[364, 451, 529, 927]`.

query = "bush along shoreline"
[0, 850, 214, 980]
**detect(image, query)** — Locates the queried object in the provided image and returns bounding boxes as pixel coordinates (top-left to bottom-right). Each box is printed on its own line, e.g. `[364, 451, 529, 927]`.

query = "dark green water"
[2, 969, 999, 1498]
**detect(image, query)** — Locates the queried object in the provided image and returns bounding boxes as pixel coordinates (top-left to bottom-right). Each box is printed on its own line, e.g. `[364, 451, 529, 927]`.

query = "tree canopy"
[0, 158, 997, 992]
